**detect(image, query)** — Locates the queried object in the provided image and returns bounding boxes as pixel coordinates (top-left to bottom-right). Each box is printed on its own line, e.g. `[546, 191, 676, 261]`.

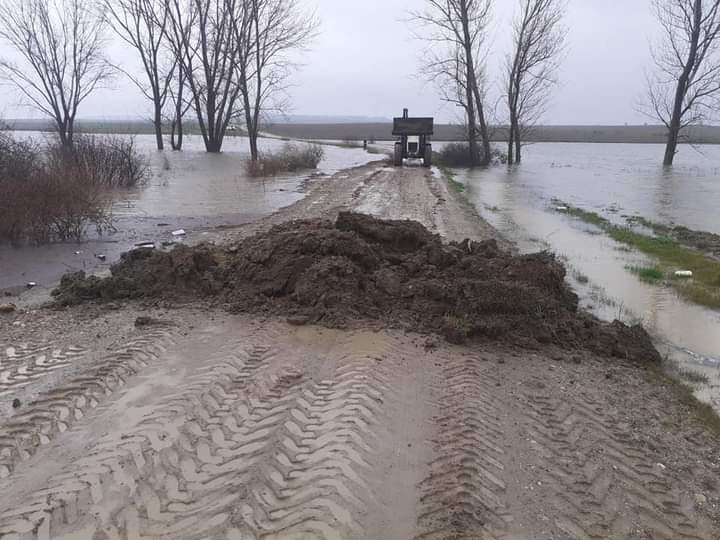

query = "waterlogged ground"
[454, 142, 720, 411]
[0, 133, 378, 294]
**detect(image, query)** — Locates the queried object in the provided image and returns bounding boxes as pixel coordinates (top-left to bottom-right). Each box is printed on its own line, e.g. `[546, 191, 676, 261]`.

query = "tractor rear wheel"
[394, 142, 403, 166]
[423, 144, 432, 167]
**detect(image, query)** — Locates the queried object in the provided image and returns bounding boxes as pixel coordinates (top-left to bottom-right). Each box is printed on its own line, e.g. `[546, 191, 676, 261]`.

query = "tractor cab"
[393, 108, 433, 168]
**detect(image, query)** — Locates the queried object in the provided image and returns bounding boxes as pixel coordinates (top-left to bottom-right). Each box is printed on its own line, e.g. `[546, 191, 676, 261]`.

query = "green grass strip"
[561, 205, 720, 309]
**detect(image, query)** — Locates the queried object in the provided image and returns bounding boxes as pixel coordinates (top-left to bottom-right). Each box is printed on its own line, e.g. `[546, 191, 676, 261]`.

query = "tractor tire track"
[0, 314, 718, 539]
[520, 379, 714, 540]
[0, 327, 396, 539]
[0, 326, 176, 480]
[0, 342, 86, 398]
[415, 352, 511, 540]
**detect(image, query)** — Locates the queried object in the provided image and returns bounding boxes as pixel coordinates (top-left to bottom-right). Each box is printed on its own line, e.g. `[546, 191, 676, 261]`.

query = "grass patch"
[643, 366, 720, 434]
[441, 167, 466, 193]
[677, 368, 710, 384]
[442, 314, 472, 344]
[560, 202, 720, 309]
[560, 206, 609, 228]
[626, 265, 664, 283]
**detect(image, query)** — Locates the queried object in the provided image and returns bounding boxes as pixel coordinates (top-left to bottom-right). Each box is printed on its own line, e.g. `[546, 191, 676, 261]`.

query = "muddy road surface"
[1, 164, 719, 539]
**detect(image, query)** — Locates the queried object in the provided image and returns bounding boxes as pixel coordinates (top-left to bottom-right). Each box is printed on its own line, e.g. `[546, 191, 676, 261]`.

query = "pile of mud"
[53, 212, 660, 362]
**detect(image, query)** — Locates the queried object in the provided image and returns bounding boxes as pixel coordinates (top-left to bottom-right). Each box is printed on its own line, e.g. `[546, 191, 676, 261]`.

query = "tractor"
[393, 108, 434, 168]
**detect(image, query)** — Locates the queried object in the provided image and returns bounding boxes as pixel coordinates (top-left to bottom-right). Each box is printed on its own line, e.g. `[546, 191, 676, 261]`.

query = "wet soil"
[52, 212, 660, 363]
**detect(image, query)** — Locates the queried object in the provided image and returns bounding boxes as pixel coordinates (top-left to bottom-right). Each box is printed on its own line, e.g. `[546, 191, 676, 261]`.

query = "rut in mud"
[0, 316, 717, 540]
[53, 212, 659, 363]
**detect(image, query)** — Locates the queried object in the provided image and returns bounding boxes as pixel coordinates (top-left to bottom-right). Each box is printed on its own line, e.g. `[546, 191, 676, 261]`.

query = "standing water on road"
[454, 142, 720, 410]
[0, 132, 377, 293]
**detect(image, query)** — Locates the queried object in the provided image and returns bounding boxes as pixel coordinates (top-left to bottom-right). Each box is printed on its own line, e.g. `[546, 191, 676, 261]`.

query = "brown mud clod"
[52, 212, 660, 362]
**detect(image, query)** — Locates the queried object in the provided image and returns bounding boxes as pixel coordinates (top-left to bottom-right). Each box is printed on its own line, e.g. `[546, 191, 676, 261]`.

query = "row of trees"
[414, 0, 566, 166]
[416, 0, 720, 167]
[0, 0, 317, 155]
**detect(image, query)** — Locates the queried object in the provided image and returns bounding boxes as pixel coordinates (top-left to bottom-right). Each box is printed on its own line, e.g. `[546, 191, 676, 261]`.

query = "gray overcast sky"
[0, 0, 660, 125]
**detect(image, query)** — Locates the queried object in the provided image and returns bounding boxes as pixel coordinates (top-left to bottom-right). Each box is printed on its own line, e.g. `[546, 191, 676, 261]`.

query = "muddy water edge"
[451, 142, 720, 413]
[0, 133, 379, 298]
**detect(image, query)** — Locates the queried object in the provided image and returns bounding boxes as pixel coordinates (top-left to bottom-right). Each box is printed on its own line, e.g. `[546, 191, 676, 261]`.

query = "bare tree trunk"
[459, 1, 481, 166]
[471, 82, 491, 165]
[170, 110, 184, 151]
[663, 125, 681, 165]
[507, 118, 515, 164]
[154, 106, 164, 151]
[464, 72, 479, 164]
[664, 0, 701, 166]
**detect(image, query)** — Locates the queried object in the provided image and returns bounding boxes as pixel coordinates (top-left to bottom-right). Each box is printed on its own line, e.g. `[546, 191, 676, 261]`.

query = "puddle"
[453, 142, 720, 411]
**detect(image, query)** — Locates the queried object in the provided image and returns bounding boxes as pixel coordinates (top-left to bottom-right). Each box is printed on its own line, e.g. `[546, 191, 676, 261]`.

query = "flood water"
[118, 134, 375, 219]
[0, 132, 377, 293]
[454, 142, 720, 410]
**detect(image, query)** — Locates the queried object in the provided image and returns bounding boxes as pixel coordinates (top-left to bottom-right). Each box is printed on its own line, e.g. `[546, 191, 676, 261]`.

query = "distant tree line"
[0, 0, 317, 156]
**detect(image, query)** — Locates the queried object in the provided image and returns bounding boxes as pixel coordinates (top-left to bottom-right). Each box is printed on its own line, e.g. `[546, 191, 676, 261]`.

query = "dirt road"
[1, 163, 719, 539]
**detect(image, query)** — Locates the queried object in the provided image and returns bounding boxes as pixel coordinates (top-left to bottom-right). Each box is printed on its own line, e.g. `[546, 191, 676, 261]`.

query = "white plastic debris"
[556, 206, 569, 212]
[674, 270, 693, 278]
[172, 229, 186, 237]
[96, 254, 106, 261]
[134, 242, 155, 249]
[26, 282, 37, 289]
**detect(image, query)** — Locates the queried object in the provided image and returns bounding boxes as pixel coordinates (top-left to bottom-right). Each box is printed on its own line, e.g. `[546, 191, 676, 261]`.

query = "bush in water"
[0, 132, 149, 244]
[435, 142, 507, 167]
[50, 134, 150, 189]
[246, 143, 324, 177]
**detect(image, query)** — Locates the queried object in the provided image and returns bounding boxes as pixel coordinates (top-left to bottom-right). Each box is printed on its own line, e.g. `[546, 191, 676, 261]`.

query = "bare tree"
[105, 0, 175, 150]
[166, 66, 192, 150]
[164, 0, 245, 153]
[412, 0, 493, 166]
[239, 0, 317, 161]
[0, 0, 111, 147]
[506, 0, 565, 164]
[646, 0, 720, 166]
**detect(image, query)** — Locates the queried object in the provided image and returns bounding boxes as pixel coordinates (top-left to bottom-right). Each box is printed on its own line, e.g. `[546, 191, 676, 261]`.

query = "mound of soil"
[53, 212, 660, 362]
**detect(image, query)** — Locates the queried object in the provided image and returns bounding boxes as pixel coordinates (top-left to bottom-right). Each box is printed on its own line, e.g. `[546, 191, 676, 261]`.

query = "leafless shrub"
[0, 132, 148, 244]
[245, 143, 324, 177]
[51, 135, 150, 188]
